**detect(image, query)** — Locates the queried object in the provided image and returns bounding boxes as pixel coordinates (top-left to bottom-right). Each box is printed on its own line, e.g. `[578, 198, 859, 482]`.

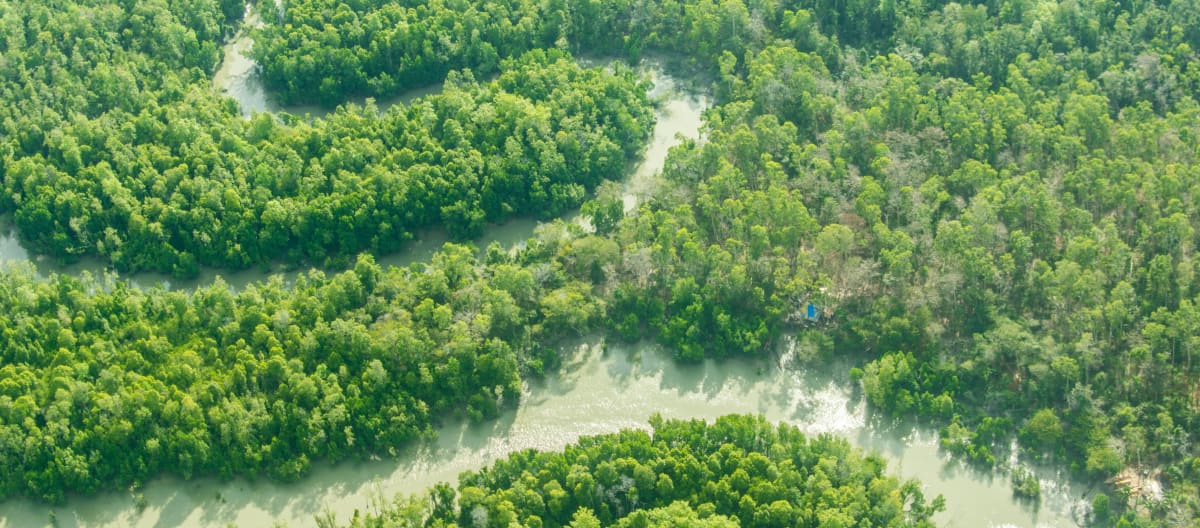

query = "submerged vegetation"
[1, 0, 1200, 524]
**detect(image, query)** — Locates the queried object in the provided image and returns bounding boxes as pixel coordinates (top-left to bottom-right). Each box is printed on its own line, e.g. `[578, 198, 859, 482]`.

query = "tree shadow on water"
[657, 353, 767, 401]
[533, 336, 608, 399]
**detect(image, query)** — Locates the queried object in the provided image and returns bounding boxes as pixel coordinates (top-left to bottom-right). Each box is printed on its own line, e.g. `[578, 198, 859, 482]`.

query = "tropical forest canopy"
[1, 0, 1200, 525]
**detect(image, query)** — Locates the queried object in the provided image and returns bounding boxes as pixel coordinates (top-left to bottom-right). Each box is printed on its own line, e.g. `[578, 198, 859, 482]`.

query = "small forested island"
[2, 0, 1200, 526]
[335, 415, 943, 528]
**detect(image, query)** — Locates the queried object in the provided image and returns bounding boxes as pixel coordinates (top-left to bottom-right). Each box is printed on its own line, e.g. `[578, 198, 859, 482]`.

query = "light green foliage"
[614, 501, 738, 528]
[1010, 467, 1041, 500]
[1020, 409, 1064, 453]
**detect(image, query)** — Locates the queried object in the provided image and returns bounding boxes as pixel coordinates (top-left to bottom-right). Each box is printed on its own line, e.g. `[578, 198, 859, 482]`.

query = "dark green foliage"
[340, 415, 942, 528]
[253, 0, 552, 105]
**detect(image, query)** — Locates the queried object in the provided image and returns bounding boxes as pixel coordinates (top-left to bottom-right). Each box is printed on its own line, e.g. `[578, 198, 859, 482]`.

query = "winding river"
[0, 9, 1091, 528]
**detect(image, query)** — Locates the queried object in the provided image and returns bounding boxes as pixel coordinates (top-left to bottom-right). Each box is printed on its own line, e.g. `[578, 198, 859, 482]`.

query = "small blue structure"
[805, 303, 821, 321]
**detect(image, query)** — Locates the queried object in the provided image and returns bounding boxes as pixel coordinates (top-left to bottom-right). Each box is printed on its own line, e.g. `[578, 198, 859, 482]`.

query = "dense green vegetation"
[253, 0, 560, 105]
[540, 0, 1200, 523]
[4, 0, 1200, 524]
[0, 241, 613, 501]
[336, 415, 942, 528]
[253, 0, 839, 105]
[0, 0, 651, 275]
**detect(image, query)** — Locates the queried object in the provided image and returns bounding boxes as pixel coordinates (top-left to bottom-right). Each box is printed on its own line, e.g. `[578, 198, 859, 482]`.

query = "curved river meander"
[0, 7, 1091, 527]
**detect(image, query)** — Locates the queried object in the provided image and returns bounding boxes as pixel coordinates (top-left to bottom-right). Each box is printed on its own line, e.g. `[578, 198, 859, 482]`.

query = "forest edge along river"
[0, 7, 703, 292]
[211, 2, 444, 121]
[0, 66, 698, 291]
[0, 8, 1091, 527]
[0, 339, 1090, 528]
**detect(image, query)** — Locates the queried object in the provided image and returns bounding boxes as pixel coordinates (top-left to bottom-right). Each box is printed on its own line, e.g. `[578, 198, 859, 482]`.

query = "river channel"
[0, 339, 1089, 528]
[0, 8, 1090, 527]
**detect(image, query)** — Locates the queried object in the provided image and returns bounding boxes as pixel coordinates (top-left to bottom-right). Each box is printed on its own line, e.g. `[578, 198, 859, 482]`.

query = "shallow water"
[0, 339, 1088, 527]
